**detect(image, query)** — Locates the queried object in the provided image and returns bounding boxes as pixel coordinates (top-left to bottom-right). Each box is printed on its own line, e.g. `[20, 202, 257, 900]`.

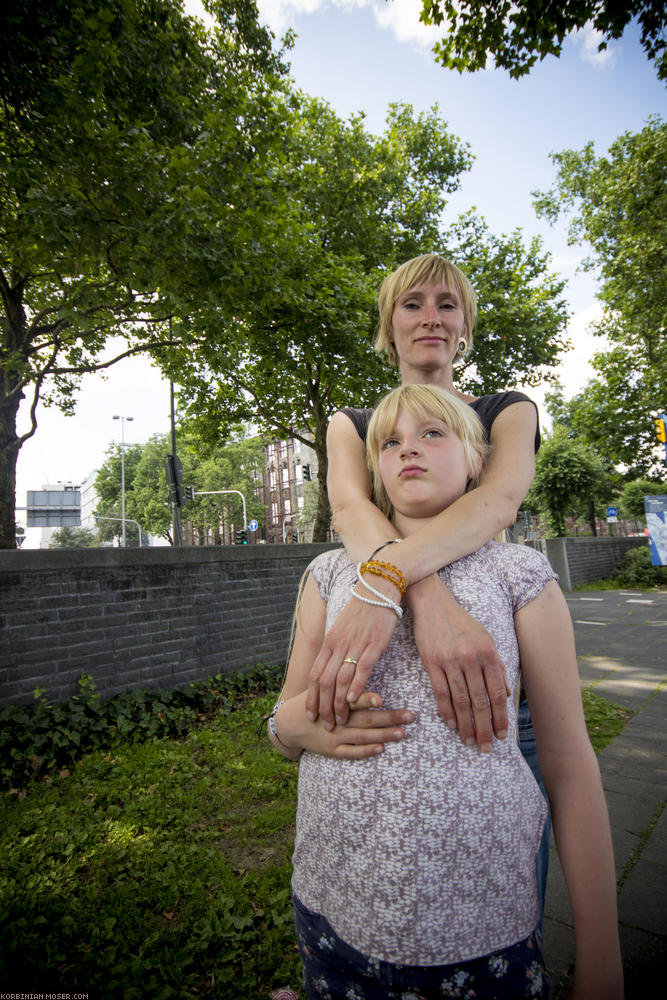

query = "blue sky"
[15, 0, 665, 543]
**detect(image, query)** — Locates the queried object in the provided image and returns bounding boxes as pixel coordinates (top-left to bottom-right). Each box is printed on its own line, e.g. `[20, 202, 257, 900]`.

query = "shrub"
[0, 664, 285, 790]
[612, 545, 667, 588]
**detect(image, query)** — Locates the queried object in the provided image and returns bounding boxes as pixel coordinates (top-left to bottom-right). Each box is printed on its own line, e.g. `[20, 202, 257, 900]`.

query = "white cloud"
[257, 0, 362, 35]
[372, 0, 443, 51]
[571, 23, 617, 70]
[256, 0, 445, 51]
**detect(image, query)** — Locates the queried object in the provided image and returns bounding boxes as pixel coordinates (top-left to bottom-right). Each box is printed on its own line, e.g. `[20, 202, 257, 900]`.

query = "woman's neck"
[398, 362, 473, 403]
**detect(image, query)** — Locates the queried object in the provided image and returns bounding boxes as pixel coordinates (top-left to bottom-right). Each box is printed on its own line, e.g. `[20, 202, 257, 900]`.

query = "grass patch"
[581, 688, 633, 754]
[0, 677, 632, 997]
[0, 691, 301, 999]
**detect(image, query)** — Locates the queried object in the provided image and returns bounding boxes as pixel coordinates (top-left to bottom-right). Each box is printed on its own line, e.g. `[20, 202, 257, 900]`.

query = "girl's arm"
[307, 402, 536, 745]
[269, 571, 413, 761]
[515, 582, 623, 1000]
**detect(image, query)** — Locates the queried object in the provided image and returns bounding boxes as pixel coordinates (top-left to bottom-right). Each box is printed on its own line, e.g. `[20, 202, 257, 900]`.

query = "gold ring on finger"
[342, 657, 359, 665]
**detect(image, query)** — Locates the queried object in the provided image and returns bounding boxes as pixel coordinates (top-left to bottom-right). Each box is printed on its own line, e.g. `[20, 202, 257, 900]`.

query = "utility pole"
[112, 414, 133, 547]
[169, 379, 183, 547]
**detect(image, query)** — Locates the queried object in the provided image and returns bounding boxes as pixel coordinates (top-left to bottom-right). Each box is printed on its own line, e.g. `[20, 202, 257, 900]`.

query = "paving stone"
[618, 859, 667, 935]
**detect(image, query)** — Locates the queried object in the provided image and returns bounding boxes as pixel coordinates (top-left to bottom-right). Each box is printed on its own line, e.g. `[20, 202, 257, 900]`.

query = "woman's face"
[390, 281, 466, 376]
[378, 405, 470, 522]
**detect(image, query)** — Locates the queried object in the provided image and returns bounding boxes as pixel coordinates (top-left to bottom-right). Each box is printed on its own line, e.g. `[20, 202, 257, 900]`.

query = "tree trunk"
[0, 390, 22, 549]
[312, 443, 331, 543]
[588, 498, 597, 536]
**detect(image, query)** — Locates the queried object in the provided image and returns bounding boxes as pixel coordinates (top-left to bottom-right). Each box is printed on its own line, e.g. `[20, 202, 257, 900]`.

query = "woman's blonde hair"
[366, 384, 488, 519]
[375, 254, 477, 367]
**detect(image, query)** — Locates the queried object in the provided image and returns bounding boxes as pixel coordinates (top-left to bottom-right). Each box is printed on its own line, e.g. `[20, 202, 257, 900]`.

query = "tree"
[419, 1, 667, 79]
[533, 119, 667, 474]
[526, 425, 609, 536]
[0, 0, 287, 548]
[94, 442, 145, 545]
[171, 99, 569, 540]
[619, 478, 667, 521]
[49, 525, 99, 548]
[94, 425, 265, 545]
[297, 480, 321, 542]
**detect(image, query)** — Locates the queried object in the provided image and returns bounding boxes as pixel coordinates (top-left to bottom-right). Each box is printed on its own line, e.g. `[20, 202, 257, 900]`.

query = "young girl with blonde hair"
[269, 384, 622, 1000]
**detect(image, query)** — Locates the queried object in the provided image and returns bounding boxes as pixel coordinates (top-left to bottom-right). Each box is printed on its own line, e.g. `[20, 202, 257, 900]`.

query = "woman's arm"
[307, 403, 537, 742]
[269, 570, 413, 760]
[329, 401, 537, 580]
[515, 582, 623, 1000]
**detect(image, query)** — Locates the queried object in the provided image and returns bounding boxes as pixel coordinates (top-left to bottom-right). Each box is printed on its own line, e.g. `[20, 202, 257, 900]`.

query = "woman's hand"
[305, 595, 400, 729]
[408, 576, 511, 752]
[306, 575, 510, 750]
[275, 691, 414, 760]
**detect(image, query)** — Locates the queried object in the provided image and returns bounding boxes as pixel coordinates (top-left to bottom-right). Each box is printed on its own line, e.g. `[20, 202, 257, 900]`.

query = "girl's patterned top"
[292, 542, 556, 966]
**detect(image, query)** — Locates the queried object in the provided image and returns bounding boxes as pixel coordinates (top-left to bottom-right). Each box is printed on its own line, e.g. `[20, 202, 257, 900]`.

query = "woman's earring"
[457, 338, 467, 355]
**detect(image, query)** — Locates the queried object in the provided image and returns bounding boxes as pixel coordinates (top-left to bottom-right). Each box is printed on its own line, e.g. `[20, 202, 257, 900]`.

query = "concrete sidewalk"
[543, 589, 667, 998]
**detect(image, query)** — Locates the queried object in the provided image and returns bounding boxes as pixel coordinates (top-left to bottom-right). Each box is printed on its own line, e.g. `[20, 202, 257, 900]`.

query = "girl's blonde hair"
[375, 253, 477, 367]
[366, 384, 488, 519]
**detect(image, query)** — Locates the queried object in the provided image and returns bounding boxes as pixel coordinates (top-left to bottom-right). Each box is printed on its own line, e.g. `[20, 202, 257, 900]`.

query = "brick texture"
[0, 538, 645, 707]
[0, 544, 339, 706]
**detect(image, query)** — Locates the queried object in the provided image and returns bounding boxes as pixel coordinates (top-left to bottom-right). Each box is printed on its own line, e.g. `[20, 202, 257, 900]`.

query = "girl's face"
[390, 281, 466, 377]
[378, 405, 470, 523]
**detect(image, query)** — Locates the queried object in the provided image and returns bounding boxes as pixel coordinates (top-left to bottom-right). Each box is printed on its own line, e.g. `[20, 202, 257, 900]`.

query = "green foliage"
[172, 98, 568, 540]
[48, 525, 99, 548]
[534, 119, 667, 475]
[0, 665, 285, 790]
[619, 479, 667, 520]
[444, 212, 569, 396]
[611, 545, 667, 588]
[0, 680, 630, 996]
[0, 0, 288, 548]
[0, 693, 299, 997]
[94, 424, 265, 544]
[420, 1, 667, 79]
[526, 425, 609, 535]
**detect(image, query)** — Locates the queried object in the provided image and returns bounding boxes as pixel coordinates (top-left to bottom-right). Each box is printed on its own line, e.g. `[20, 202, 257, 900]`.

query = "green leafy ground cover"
[0, 672, 630, 998]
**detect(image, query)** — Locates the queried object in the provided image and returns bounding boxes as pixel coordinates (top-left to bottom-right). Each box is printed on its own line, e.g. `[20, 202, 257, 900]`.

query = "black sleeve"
[470, 392, 541, 453]
[338, 408, 374, 444]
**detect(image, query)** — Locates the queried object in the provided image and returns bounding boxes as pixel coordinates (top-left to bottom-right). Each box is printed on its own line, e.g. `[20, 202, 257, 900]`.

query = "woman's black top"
[340, 391, 541, 452]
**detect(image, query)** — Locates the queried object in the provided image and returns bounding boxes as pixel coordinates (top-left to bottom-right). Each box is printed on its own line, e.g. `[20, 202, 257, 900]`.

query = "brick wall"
[0, 544, 339, 707]
[1, 537, 647, 707]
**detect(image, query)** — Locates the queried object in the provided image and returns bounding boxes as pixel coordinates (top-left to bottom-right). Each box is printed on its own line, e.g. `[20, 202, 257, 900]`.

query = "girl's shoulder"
[307, 547, 354, 602]
[449, 542, 557, 612]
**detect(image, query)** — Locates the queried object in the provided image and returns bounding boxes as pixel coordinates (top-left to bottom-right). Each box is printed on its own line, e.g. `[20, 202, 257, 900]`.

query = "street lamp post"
[113, 414, 134, 547]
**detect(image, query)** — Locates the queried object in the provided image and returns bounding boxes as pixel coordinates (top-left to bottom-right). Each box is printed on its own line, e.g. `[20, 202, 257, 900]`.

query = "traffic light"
[184, 485, 195, 502]
[655, 417, 666, 444]
[302, 463, 311, 481]
[165, 455, 185, 506]
[235, 528, 248, 545]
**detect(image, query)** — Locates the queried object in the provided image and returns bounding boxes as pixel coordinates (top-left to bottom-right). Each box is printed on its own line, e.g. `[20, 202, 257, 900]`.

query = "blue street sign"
[606, 507, 618, 518]
[248, 519, 258, 532]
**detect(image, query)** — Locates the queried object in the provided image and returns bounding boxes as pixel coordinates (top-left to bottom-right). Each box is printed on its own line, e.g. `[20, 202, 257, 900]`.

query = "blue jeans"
[518, 698, 551, 933]
[293, 893, 551, 1000]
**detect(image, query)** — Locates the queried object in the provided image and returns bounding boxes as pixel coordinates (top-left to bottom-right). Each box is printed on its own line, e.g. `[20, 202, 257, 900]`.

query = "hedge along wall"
[0, 544, 339, 707]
